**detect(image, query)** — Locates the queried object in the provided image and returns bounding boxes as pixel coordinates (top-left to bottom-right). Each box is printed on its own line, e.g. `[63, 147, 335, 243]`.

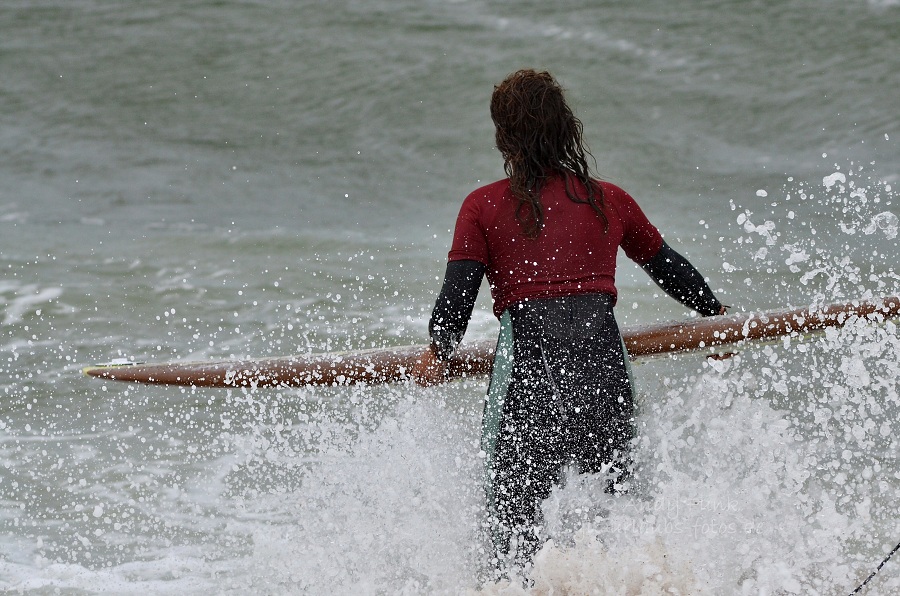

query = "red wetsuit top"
[448, 176, 663, 318]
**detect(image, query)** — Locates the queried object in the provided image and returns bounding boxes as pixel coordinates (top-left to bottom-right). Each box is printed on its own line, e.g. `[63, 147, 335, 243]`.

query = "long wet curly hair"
[490, 69, 607, 238]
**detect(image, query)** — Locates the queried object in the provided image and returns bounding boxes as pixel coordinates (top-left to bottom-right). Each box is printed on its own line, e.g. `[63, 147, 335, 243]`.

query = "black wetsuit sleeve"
[428, 259, 485, 361]
[641, 241, 723, 317]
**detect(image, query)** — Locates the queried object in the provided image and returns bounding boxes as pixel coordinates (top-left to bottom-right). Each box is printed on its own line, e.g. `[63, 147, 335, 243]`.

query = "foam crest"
[0, 283, 62, 325]
[223, 389, 486, 594]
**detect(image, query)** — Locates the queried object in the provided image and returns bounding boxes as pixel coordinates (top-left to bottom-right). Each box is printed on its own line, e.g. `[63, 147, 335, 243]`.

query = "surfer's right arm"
[428, 259, 485, 360]
[413, 259, 484, 387]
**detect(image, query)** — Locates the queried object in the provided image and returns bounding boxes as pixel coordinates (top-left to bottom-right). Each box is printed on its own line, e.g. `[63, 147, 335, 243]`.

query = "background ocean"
[2, 0, 900, 593]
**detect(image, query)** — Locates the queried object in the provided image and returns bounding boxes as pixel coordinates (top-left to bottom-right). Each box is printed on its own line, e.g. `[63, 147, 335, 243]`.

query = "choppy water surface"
[1, 0, 899, 593]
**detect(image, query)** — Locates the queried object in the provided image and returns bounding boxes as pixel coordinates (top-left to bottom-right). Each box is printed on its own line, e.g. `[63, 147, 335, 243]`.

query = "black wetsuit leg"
[486, 293, 634, 571]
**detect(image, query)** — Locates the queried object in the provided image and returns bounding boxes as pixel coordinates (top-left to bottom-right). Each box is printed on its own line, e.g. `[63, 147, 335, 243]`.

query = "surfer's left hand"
[412, 345, 449, 387]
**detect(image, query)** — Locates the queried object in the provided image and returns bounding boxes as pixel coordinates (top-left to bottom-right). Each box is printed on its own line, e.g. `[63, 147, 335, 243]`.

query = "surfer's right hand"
[412, 345, 448, 387]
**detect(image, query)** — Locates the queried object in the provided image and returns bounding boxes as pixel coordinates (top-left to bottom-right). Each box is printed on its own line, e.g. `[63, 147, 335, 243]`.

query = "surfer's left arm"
[640, 241, 724, 316]
[615, 188, 724, 317]
[414, 259, 485, 386]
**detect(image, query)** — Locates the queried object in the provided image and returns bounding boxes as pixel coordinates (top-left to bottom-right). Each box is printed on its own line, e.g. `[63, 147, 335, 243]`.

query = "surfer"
[412, 69, 725, 576]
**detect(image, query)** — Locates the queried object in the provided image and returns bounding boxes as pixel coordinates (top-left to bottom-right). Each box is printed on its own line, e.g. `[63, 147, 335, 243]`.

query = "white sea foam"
[823, 172, 847, 191]
[0, 283, 62, 325]
[219, 391, 485, 594]
[863, 211, 899, 239]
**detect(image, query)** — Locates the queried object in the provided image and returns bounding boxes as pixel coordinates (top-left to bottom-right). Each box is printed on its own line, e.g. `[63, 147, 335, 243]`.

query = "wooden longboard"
[83, 297, 900, 389]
